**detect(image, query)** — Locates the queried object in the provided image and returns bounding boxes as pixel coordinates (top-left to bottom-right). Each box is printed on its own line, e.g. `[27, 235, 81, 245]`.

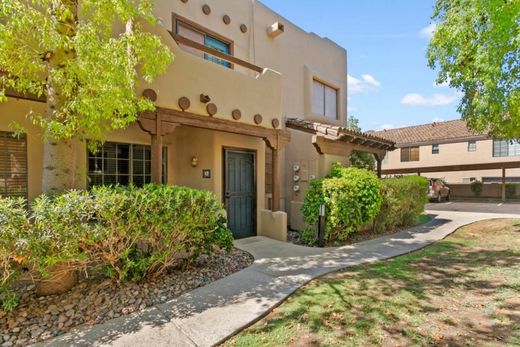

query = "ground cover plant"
[226, 218, 520, 346]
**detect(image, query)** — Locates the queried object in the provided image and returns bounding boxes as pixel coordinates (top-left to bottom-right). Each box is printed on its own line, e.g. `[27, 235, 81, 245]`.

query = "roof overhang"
[286, 117, 395, 157]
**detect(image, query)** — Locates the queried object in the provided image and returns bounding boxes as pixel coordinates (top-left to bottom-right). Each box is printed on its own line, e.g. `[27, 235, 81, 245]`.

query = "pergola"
[285, 118, 396, 177]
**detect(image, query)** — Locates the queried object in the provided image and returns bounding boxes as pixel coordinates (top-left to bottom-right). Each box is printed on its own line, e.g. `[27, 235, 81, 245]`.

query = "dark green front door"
[224, 149, 256, 239]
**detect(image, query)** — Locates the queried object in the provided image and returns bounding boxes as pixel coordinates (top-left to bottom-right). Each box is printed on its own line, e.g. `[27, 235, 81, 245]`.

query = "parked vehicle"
[428, 178, 451, 202]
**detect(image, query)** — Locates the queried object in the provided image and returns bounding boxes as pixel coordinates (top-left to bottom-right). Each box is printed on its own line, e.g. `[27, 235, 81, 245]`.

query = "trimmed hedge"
[373, 176, 429, 232]
[301, 164, 382, 244]
[301, 163, 428, 246]
[0, 184, 233, 310]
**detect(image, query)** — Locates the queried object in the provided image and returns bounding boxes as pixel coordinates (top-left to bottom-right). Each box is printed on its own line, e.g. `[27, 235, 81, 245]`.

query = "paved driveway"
[426, 201, 520, 215]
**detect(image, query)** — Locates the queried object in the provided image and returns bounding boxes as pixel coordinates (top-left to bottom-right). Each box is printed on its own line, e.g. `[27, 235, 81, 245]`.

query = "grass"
[225, 219, 520, 347]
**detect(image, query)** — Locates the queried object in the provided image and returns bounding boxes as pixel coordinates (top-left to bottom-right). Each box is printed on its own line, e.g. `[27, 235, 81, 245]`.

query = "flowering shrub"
[0, 184, 233, 310]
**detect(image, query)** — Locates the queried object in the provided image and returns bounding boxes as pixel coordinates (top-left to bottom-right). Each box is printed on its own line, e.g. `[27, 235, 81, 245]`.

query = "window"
[312, 79, 338, 120]
[401, 146, 419, 162]
[0, 131, 27, 198]
[462, 177, 476, 184]
[493, 139, 520, 157]
[467, 140, 477, 152]
[432, 144, 439, 154]
[88, 142, 167, 187]
[175, 17, 232, 68]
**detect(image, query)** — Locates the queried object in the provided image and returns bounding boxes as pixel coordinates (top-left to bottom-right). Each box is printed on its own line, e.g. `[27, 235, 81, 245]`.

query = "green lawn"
[225, 219, 520, 347]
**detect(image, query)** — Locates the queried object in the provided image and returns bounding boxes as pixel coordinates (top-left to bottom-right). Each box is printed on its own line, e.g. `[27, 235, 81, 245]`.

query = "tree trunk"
[41, 0, 78, 194]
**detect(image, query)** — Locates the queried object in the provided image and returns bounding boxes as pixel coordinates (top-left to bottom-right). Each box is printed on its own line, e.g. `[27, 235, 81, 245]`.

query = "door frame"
[222, 146, 257, 237]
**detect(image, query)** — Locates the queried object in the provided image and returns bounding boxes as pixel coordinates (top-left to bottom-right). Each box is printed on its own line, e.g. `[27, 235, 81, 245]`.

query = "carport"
[382, 161, 520, 201]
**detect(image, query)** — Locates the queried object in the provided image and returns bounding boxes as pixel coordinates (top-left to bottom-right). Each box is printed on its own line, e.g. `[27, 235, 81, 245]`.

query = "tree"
[347, 116, 375, 170]
[0, 1, 174, 193]
[427, 0, 519, 139]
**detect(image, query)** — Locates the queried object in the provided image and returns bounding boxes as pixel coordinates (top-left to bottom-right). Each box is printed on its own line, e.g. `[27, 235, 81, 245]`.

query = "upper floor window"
[88, 142, 167, 188]
[401, 146, 419, 162]
[493, 139, 520, 157]
[174, 16, 232, 68]
[432, 144, 439, 154]
[312, 79, 338, 120]
[0, 131, 27, 198]
[467, 140, 477, 152]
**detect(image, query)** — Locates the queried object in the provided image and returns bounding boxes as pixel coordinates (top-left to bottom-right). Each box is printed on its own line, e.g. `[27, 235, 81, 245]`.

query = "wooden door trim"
[222, 147, 257, 237]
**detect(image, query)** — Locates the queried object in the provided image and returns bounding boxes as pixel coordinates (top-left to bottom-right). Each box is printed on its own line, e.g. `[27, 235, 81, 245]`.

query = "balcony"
[139, 22, 283, 129]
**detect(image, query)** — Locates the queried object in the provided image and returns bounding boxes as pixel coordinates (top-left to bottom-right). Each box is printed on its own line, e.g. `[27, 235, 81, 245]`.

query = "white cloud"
[348, 74, 382, 93]
[419, 23, 436, 39]
[401, 92, 461, 106]
[432, 117, 445, 123]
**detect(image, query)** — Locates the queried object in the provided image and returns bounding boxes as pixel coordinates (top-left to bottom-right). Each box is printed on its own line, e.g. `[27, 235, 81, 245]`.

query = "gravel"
[0, 248, 253, 346]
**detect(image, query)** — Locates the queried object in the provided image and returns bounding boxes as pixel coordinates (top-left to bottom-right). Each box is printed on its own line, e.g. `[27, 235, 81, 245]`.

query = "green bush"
[0, 184, 233, 308]
[505, 183, 517, 198]
[471, 180, 483, 197]
[373, 176, 429, 233]
[301, 164, 382, 243]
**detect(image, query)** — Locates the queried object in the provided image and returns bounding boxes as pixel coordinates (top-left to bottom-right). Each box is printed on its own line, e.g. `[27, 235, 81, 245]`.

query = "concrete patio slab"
[35, 210, 519, 347]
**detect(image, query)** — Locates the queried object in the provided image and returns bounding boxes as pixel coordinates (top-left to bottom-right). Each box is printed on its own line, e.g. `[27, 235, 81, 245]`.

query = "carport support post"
[151, 114, 163, 184]
[502, 167, 506, 202]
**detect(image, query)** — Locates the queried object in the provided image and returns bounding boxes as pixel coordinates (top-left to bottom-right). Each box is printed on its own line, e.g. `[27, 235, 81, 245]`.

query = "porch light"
[191, 156, 199, 167]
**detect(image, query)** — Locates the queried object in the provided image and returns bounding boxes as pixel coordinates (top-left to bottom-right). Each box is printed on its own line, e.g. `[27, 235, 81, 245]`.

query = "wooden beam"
[382, 161, 520, 175]
[171, 33, 264, 73]
[144, 107, 290, 150]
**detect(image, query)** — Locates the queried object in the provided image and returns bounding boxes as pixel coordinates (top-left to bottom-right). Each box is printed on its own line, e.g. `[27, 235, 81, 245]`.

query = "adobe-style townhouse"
[0, 0, 393, 240]
[375, 120, 520, 194]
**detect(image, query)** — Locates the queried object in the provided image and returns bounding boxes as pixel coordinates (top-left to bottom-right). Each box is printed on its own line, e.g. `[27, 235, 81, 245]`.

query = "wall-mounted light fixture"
[191, 156, 199, 167]
[267, 22, 284, 38]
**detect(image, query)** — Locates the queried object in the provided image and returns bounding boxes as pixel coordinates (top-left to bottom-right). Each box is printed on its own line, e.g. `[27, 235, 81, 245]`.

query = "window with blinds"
[0, 131, 28, 198]
[493, 139, 520, 157]
[88, 142, 167, 187]
[400, 146, 420, 162]
[175, 19, 231, 68]
[312, 79, 338, 120]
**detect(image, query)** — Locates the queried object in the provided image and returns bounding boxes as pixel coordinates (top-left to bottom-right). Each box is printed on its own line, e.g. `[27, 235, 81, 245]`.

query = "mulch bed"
[0, 248, 253, 346]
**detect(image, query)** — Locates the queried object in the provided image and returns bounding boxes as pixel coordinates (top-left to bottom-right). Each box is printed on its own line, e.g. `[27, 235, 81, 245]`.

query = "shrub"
[0, 184, 233, 307]
[373, 176, 429, 233]
[301, 164, 382, 243]
[505, 183, 517, 198]
[471, 180, 483, 197]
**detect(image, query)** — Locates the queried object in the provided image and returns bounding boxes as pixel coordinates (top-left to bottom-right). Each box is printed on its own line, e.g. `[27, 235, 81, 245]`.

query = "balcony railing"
[170, 33, 264, 74]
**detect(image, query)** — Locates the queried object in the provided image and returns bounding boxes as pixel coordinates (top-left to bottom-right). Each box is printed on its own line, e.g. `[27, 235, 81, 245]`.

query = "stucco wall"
[382, 139, 520, 183]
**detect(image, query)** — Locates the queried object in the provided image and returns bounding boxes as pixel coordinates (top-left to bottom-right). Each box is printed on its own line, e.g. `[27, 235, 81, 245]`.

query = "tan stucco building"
[375, 120, 520, 184]
[0, 0, 393, 240]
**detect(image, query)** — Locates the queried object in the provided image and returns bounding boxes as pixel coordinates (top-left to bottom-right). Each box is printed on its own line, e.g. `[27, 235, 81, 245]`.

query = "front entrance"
[223, 149, 256, 239]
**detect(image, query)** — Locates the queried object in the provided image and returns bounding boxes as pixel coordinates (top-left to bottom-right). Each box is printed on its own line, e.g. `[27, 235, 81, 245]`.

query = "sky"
[259, 0, 462, 132]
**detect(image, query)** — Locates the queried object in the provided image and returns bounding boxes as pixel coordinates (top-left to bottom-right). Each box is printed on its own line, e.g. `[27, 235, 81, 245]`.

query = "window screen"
[312, 79, 338, 120]
[0, 131, 27, 198]
[401, 147, 420, 162]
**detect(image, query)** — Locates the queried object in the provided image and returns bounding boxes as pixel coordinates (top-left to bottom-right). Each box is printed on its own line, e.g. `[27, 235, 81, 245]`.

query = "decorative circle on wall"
[223, 15, 231, 25]
[271, 118, 280, 128]
[240, 24, 248, 33]
[231, 109, 242, 120]
[142, 89, 157, 102]
[178, 97, 191, 111]
[254, 114, 263, 124]
[202, 4, 211, 15]
[206, 103, 217, 116]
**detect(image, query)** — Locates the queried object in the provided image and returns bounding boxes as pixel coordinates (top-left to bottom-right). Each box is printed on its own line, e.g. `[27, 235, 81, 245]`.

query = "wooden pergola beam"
[381, 161, 520, 175]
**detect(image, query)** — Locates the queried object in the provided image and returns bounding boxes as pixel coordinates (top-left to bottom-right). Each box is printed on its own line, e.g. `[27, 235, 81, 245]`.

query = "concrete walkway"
[38, 210, 519, 347]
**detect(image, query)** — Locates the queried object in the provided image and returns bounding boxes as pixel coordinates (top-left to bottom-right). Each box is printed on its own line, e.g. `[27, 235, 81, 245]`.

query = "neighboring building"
[374, 120, 520, 183]
[0, 0, 393, 239]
